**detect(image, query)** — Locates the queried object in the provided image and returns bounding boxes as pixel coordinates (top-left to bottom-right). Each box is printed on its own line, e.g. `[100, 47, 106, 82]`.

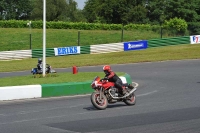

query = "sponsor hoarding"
[124, 40, 148, 51]
[190, 35, 200, 44]
[54, 46, 80, 56]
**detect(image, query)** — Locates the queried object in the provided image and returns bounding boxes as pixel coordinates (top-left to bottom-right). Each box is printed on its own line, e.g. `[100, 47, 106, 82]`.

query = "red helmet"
[103, 65, 111, 72]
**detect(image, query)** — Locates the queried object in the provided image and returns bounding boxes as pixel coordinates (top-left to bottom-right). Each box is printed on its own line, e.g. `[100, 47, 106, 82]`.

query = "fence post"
[160, 23, 163, 39]
[78, 31, 80, 46]
[27, 21, 32, 49]
[121, 24, 124, 42]
[30, 34, 32, 49]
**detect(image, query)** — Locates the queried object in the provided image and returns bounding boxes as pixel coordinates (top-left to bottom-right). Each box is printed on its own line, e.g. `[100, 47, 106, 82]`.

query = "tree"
[31, 0, 68, 21]
[83, 0, 148, 24]
[0, 0, 33, 20]
[31, 0, 86, 22]
[65, 0, 87, 22]
[166, 0, 199, 22]
[146, 0, 200, 24]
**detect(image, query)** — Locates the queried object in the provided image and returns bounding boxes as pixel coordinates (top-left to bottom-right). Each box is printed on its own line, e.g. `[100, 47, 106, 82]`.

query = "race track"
[0, 59, 200, 133]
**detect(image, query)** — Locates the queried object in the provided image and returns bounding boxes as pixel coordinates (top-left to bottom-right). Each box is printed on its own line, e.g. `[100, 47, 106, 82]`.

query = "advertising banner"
[54, 46, 80, 56]
[124, 40, 148, 51]
[190, 35, 200, 44]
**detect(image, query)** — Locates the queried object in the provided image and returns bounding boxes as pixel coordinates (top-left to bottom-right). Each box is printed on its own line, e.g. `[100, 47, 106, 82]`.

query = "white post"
[42, 0, 46, 77]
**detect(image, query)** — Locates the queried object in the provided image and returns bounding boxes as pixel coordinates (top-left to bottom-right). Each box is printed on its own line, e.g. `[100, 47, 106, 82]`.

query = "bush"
[0, 20, 167, 31]
[163, 17, 188, 36]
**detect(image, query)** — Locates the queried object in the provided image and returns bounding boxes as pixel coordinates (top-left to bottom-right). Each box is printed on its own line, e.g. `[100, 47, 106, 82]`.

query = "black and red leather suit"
[104, 70, 124, 94]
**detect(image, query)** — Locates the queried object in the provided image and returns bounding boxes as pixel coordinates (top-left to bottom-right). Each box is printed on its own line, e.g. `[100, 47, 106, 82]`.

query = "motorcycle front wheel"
[124, 92, 136, 106]
[91, 91, 108, 110]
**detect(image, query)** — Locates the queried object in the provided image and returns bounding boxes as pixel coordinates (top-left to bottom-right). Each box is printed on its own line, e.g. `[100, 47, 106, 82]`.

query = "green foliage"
[0, 20, 159, 30]
[124, 24, 159, 31]
[0, 0, 200, 26]
[146, 0, 200, 24]
[0, 20, 27, 28]
[187, 22, 200, 35]
[31, 0, 86, 22]
[83, 0, 147, 24]
[0, 0, 33, 20]
[163, 17, 188, 35]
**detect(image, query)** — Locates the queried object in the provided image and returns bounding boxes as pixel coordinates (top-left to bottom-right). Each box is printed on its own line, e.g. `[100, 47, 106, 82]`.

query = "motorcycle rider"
[37, 58, 43, 73]
[103, 65, 130, 95]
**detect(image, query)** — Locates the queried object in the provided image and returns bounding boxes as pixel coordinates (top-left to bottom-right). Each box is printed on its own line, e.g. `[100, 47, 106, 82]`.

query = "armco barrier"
[0, 50, 32, 60]
[0, 74, 132, 100]
[148, 36, 190, 48]
[90, 43, 124, 54]
[31, 46, 90, 58]
[32, 48, 55, 58]
[80, 45, 90, 54]
[0, 36, 191, 60]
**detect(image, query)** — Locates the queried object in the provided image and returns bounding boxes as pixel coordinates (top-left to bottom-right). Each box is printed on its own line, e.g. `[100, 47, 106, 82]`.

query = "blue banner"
[124, 40, 148, 51]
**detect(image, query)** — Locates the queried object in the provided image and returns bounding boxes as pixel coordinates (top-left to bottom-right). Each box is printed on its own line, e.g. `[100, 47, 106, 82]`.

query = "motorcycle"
[31, 64, 56, 77]
[90, 76, 137, 110]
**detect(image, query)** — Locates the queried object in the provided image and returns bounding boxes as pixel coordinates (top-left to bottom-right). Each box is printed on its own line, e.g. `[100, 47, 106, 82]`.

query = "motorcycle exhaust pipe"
[108, 87, 137, 99]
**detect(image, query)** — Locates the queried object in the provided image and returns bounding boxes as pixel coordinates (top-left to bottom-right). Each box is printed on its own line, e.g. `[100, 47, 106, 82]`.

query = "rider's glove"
[104, 77, 108, 80]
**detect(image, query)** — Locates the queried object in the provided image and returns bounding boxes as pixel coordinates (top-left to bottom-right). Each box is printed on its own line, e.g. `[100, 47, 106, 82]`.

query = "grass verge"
[0, 44, 199, 73]
[0, 72, 124, 87]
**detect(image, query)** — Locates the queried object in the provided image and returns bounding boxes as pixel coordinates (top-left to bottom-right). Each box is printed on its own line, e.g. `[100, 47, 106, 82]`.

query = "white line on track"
[137, 90, 158, 97]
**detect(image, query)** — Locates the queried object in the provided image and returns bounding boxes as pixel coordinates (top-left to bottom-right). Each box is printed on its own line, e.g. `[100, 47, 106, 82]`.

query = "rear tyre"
[124, 92, 136, 105]
[91, 92, 108, 110]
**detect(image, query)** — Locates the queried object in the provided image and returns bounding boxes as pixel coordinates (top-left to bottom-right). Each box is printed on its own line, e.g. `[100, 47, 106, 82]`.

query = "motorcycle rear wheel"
[124, 92, 136, 105]
[91, 92, 108, 110]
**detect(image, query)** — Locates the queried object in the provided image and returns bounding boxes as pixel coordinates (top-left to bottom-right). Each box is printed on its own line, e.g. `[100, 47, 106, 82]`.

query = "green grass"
[0, 44, 200, 87]
[0, 72, 124, 87]
[0, 28, 170, 51]
[0, 43, 199, 73]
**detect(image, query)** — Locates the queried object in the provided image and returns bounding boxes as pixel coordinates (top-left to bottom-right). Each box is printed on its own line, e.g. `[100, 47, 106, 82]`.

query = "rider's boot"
[128, 84, 134, 89]
[122, 87, 128, 95]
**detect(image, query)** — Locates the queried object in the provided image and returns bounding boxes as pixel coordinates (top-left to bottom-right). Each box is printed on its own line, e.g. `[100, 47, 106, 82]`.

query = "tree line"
[0, 0, 200, 25]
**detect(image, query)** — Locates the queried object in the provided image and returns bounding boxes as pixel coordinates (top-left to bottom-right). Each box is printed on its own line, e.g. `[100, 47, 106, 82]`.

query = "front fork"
[96, 87, 104, 100]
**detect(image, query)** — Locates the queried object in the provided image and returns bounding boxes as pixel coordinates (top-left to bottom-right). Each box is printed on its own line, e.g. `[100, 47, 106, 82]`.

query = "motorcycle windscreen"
[91, 76, 101, 89]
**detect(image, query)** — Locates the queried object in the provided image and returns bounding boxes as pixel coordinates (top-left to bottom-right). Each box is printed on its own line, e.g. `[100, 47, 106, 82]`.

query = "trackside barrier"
[0, 36, 191, 60]
[190, 35, 200, 44]
[41, 73, 132, 98]
[41, 81, 92, 97]
[148, 36, 190, 48]
[124, 40, 148, 51]
[0, 85, 42, 100]
[31, 46, 90, 58]
[32, 48, 55, 58]
[90, 43, 124, 54]
[0, 50, 32, 60]
[0, 74, 132, 100]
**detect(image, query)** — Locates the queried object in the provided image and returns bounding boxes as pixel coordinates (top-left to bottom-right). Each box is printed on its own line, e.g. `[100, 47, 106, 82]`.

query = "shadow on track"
[83, 103, 127, 111]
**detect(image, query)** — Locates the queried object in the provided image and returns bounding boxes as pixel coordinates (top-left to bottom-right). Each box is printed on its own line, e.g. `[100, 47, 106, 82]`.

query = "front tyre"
[124, 92, 136, 106]
[91, 91, 108, 110]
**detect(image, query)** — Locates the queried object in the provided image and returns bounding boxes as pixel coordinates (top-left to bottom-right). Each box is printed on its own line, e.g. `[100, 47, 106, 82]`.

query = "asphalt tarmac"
[0, 59, 200, 133]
